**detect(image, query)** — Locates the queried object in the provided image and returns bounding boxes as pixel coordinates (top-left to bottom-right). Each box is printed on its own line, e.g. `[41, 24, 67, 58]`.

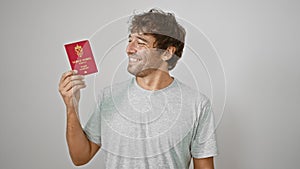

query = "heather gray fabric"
[84, 78, 217, 168]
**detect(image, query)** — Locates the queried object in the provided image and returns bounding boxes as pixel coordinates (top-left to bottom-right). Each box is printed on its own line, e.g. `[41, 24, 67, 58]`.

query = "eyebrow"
[128, 34, 149, 43]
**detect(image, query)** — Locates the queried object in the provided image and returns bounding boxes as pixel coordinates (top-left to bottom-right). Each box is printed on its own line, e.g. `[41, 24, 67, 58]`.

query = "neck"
[136, 69, 174, 91]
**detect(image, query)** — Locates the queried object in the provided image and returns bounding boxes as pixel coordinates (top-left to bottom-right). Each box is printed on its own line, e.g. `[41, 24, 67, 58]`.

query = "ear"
[162, 46, 176, 61]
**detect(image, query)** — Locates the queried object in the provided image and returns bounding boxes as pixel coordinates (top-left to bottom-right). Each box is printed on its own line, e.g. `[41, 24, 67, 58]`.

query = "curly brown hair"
[129, 8, 186, 70]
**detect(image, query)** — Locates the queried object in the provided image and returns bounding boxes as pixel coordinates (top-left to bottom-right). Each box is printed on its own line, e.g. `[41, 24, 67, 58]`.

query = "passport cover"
[64, 40, 98, 75]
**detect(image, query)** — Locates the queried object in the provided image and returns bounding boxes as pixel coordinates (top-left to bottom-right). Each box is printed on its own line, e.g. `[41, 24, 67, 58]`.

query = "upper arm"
[193, 157, 214, 169]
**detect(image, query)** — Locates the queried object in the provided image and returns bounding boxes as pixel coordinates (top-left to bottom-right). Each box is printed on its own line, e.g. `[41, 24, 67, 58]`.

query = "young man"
[59, 9, 217, 169]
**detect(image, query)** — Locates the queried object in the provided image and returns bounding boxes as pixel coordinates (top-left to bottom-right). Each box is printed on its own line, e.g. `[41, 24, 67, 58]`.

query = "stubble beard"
[127, 58, 165, 77]
[127, 50, 165, 77]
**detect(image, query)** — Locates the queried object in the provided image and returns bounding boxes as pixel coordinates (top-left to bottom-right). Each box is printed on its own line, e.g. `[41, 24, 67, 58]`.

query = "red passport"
[64, 40, 98, 75]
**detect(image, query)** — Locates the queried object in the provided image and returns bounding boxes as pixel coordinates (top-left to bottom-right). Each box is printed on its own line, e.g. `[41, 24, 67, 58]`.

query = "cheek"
[136, 49, 150, 58]
[136, 49, 163, 63]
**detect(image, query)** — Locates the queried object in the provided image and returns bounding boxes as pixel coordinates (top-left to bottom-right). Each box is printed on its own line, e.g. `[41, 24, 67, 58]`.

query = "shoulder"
[175, 78, 211, 107]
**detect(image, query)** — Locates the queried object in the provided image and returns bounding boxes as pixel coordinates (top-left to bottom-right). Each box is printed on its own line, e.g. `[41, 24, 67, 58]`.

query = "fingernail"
[73, 70, 78, 74]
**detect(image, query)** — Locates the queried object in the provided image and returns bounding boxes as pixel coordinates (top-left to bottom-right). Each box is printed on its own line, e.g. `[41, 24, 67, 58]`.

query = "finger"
[65, 80, 86, 92]
[59, 70, 73, 87]
[71, 74, 84, 81]
[60, 81, 85, 96]
[59, 70, 78, 84]
[63, 84, 86, 97]
[60, 83, 86, 98]
[60, 70, 73, 82]
[71, 84, 87, 94]
[62, 75, 85, 88]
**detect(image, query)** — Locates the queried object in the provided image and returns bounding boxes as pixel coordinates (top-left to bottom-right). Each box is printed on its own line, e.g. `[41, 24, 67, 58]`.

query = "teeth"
[129, 58, 138, 62]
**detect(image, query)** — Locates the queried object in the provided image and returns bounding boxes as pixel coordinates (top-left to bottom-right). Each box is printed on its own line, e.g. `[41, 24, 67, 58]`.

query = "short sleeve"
[83, 91, 103, 146]
[191, 98, 218, 158]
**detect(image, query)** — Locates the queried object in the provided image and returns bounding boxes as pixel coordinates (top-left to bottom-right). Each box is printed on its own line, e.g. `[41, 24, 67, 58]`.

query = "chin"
[127, 66, 138, 76]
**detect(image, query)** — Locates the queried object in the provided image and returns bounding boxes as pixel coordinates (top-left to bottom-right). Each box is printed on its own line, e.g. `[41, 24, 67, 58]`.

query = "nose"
[126, 41, 137, 55]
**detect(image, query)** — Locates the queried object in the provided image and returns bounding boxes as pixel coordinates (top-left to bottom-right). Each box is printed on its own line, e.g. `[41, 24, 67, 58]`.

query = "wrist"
[66, 106, 78, 115]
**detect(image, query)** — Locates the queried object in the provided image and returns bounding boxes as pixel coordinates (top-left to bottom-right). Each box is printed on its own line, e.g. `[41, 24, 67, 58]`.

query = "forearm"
[66, 109, 93, 166]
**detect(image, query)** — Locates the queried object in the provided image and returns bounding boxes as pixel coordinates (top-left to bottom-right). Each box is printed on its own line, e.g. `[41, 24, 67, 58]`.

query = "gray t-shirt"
[84, 78, 217, 169]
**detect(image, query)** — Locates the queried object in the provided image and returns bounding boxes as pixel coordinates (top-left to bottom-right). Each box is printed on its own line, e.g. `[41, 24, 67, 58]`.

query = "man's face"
[126, 33, 165, 77]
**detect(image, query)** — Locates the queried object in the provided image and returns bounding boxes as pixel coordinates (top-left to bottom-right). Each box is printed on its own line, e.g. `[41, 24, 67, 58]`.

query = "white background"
[0, 0, 299, 169]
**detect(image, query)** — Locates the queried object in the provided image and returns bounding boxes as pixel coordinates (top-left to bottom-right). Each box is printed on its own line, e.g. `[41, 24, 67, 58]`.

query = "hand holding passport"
[64, 40, 98, 75]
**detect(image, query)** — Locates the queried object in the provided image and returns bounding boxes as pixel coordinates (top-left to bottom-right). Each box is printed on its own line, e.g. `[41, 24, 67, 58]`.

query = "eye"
[138, 42, 146, 45]
[137, 40, 146, 46]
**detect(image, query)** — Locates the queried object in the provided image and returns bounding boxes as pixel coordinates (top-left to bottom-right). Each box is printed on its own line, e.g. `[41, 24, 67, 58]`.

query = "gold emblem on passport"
[74, 44, 83, 57]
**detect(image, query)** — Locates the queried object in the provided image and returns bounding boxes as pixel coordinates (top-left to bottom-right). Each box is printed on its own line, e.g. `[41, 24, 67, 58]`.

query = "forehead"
[129, 33, 156, 42]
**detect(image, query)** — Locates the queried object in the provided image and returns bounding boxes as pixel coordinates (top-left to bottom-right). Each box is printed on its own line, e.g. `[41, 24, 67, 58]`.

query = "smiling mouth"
[129, 57, 141, 63]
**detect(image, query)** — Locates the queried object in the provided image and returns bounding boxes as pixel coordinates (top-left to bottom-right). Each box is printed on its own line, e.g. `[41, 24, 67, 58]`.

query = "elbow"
[71, 157, 90, 166]
[73, 161, 84, 166]
[72, 160, 88, 166]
